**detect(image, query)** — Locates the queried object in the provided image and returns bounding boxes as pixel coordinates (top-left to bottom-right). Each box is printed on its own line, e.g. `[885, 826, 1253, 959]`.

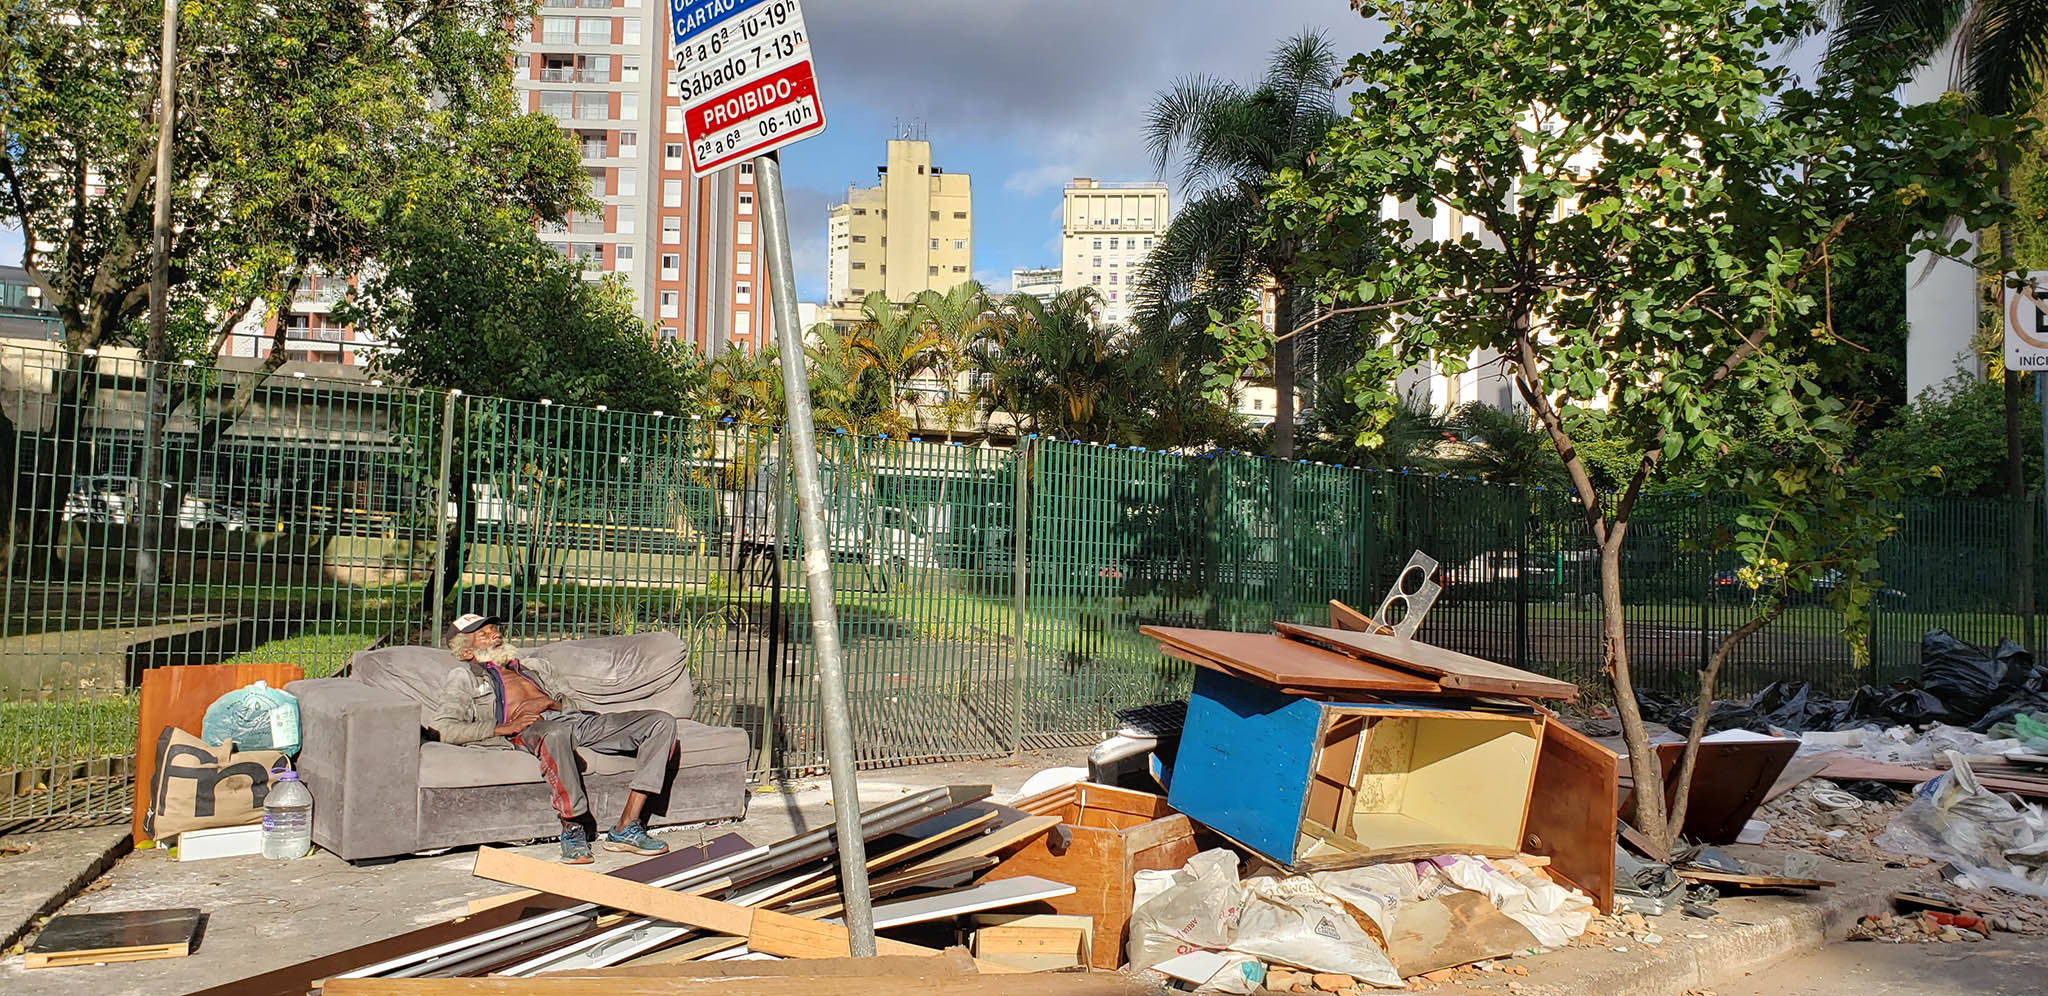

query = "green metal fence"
[5, 342, 2046, 828]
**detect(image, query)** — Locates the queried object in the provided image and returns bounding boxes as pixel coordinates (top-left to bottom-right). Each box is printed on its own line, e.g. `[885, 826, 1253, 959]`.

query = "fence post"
[428, 389, 459, 647]
[1515, 482, 1529, 673]
[1010, 436, 1033, 758]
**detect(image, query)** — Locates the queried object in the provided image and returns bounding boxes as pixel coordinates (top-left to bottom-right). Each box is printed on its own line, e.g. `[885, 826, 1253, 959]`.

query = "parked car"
[177, 494, 251, 531]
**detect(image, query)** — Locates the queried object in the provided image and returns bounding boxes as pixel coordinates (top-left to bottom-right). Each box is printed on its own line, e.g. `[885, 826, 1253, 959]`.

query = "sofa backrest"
[349, 631, 694, 727]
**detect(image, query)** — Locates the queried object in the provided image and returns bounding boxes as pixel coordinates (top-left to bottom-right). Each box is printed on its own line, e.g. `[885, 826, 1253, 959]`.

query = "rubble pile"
[1846, 911, 1988, 943]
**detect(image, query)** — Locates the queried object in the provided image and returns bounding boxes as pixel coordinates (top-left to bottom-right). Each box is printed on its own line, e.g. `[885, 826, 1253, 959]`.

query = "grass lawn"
[0, 697, 136, 770]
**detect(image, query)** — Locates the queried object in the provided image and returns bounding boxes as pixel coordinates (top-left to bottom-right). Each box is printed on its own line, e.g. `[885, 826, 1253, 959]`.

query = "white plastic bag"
[1875, 750, 2048, 897]
[1230, 875, 1403, 987]
[1126, 848, 1245, 971]
[1434, 856, 1593, 950]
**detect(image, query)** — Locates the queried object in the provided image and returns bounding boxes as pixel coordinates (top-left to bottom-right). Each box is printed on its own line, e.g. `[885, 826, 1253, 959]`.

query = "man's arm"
[427, 668, 498, 745]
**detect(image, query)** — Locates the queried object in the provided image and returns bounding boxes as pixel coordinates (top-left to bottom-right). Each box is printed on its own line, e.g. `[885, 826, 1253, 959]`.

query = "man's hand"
[494, 716, 538, 737]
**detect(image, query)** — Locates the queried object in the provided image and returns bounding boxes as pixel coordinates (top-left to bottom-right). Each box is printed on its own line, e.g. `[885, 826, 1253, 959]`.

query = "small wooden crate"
[971, 914, 1093, 971]
[981, 782, 1197, 969]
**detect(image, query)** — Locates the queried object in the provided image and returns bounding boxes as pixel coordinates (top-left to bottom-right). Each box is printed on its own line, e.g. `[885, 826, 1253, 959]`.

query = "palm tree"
[1142, 30, 1343, 461]
[910, 281, 993, 429]
[845, 290, 946, 437]
[704, 343, 780, 423]
[969, 288, 1133, 441]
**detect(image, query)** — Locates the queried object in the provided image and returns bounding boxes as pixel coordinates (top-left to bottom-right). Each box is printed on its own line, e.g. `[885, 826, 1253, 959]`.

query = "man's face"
[456, 623, 506, 660]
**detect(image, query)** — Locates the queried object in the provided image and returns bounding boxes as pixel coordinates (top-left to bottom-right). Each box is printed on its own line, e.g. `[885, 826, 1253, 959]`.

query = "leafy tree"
[705, 343, 783, 424]
[969, 288, 1141, 443]
[1142, 30, 1343, 461]
[1866, 375, 2045, 495]
[1269, 0, 2023, 844]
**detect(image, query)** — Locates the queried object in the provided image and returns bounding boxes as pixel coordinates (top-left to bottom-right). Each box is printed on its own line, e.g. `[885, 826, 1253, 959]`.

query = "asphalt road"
[1727, 932, 2048, 996]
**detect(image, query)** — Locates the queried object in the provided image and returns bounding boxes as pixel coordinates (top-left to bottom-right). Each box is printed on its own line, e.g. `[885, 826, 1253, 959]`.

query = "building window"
[615, 245, 634, 272]
[1109, 273, 1119, 285]
[952, 265, 966, 273]
[622, 17, 640, 43]
[541, 17, 575, 43]
[1253, 397, 1264, 412]
[617, 215, 635, 234]
[852, 208, 866, 215]
[539, 91, 573, 119]
[953, 239, 966, 250]
[570, 209, 603, 233]
[573, 91, 606, 120]
[740, 162, 754, 175]
[928, 238, 938, 250]
[619, 130, 636, 154]
[735, 311, 752, 337]
[929, 211, 938, 221]
[659, 290, 679, 318]
[662, 178, 683, 207]
[1143, 237, 1154, 249]
[586, 168, 605, 199]
[617, 167, 637, 196]
[952, 211, 966, 219]
[1092, 239, 1102, 250]
[851, 234, 866, 243]
[665, 106, 683, 133]
[577, 16, 607, 45]
[1093, 257, 1102, 268]
[736, 282, 751, 303]
[622, 55, 640, 82]
[664, 143, 683, 169]
[660, 326, 678, 340]
[851, 262, 866, 270]
[619, 92, 638, 120]
[737, 250, 752, 275]
[1109, 238, 1119, 250]
[662, 216, 682, 244]
[738, 193, 753, 214]
[661, 253, 680, 279]
[736, 221, 752, 245]
[1109, 291, 1118, 301]
[928, 266, 939, 276]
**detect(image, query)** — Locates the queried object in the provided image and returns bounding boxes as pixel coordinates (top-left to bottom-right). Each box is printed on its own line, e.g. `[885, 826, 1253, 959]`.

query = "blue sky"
[0, 3, 1389, 300]
[778, 0, 1384, 302]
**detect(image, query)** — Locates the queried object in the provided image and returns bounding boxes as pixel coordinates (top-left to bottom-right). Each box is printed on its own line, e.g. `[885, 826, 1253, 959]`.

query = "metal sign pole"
[753, 149, 877, 955]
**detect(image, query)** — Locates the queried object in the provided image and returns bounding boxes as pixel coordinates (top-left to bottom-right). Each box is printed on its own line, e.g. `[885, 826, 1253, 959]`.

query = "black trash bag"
[1992, 640, 2038, 698]
[1636, 690, 1690, 728]
[1750, 680, 1854, 732]
[1975, 692, 2048, 733]
[1920, 629, 2014, 722]
[1877, 687, 1950, 725]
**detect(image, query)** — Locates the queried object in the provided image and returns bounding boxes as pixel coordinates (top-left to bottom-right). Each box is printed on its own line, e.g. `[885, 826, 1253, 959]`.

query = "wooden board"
[1384, 890, 1539, 976]
[972, 924, 1088, 971]
[902, 815, 1060, 872]
[1634, 738, 1799, 844]
[24, 908, 203, 970]
[1675, 869, 1832, 890]
[1820, 757, 2048, 798]
[468, 847, 1023, 972]
[1763, 755, 1836, 805]
[1328, 599, 1380, 633]
[324, 974, 1164, 996]
[132, 662, 304, 845]
[545, 951, 979, 979]
[1140, 626, 1441, 695]
[1522, 720, 1618, 912]
[1272, 622, 1578, 701]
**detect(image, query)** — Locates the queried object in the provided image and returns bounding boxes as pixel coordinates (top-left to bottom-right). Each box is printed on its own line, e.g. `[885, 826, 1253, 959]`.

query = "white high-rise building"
[1010, 267, 1062, 306]
[1059, 179, 1169, 328]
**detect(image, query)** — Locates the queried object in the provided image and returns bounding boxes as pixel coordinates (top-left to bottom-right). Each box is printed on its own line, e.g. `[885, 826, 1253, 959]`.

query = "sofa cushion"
[349, 632, 693, 725]
[416, 720, 751, 789]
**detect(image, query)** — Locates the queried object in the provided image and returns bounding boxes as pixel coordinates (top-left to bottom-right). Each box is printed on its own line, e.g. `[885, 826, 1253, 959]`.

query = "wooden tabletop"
[1272, 622, 1579, 701]
[1139, 626, 1442, 694]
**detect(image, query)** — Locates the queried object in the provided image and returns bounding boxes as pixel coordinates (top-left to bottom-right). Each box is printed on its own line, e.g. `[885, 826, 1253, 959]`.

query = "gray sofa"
[289, 632, 750, 862]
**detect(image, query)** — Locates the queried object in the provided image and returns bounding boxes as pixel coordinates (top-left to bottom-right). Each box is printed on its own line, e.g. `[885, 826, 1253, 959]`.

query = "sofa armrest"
[289, 677, 421, 862]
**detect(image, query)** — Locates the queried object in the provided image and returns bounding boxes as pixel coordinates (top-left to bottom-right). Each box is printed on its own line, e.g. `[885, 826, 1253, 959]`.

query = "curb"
[0, 827, 135, 952]
[1512, 864, 1922, 996]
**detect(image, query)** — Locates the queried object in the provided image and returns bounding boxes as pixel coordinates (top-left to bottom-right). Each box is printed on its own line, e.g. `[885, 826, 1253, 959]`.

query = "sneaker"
[602, 820, 668, 856]
[559, 823, 593, 864]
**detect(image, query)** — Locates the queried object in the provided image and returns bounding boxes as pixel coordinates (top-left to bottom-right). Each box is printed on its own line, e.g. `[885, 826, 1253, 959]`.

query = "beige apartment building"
[1059, 179, 1169, 329]
[826, 138, 973, 321]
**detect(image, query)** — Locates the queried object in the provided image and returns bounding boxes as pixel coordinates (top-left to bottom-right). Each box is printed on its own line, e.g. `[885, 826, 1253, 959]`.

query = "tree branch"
[1665, 586, 1790, 845]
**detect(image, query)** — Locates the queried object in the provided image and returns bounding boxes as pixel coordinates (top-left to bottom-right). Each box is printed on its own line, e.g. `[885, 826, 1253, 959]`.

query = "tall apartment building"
[825, 138, 973, 322]
[1010, 267, 1062, 307]
[1059, 179, 1169, 329]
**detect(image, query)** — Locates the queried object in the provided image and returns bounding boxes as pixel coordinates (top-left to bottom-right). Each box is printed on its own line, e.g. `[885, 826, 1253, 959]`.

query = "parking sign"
[669, 0, 827, 176]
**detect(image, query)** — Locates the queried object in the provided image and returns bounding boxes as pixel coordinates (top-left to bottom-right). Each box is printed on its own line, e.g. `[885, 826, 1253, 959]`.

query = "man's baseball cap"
[452, 613, 504, 634]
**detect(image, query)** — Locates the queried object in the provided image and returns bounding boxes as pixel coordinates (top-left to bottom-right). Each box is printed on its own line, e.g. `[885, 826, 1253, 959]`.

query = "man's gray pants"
[512, 709, 677, 821]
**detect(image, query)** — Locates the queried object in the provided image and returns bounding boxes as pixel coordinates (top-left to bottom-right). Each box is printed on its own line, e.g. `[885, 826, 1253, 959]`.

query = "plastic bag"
[1874, 751, 2048, 897]
[202, 681, 300, 755]
[1126, 848, 1244, 972]
[1433, 856, 1593, 950]
[1231, 875, 1402, 987]
[1920, 630, 2017, 723]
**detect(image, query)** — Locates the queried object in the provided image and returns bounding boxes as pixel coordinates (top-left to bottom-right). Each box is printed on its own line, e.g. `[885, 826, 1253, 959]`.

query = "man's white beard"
[470, 643, 522, 664]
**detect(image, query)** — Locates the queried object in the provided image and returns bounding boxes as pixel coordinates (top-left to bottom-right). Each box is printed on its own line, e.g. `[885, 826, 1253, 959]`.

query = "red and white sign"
[671, 0, 826, 177]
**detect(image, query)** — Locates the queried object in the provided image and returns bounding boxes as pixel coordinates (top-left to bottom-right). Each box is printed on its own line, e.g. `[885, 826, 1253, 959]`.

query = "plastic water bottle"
[262, 768, 313, 860]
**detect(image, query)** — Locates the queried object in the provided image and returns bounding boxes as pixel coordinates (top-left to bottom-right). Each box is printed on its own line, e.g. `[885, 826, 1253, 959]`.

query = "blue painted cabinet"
[1168, 669, 1544, 867]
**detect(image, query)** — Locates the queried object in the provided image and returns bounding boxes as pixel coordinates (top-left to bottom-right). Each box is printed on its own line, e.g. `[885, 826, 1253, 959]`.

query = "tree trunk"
[1272, 283, 1297, 461]
[1665, 593, 1785, 848]
[1600, 532, 1667, 838]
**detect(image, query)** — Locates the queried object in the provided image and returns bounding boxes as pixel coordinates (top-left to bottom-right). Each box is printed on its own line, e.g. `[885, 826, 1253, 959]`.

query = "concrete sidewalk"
[0, 824, 132, 952]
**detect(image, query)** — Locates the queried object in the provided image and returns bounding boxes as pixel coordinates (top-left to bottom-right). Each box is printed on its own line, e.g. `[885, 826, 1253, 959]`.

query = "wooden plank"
[1383, 890, 1539, 976]
[133, 662, 303, 845]
[1140, 626, 1441, 695]
[1818, 756, 2048, 796]
[468, 848, 1021, 972]
[325, 974, 1163, 995]
[1272, 622, 1578, 701]
[1763, 754, 1835, 805]
[546, 951, 979, 979]
[1328, 599, 1381, 633]
[865, 876, 1075, 929]
[902, 815, 1059, 872]
[24, 908, 203, 970]
[1523, 720, 1618, 912]
[767, 810, 1001, 907]
[973, 925, 1088, 972]
[1674, 869, 1831, 890]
